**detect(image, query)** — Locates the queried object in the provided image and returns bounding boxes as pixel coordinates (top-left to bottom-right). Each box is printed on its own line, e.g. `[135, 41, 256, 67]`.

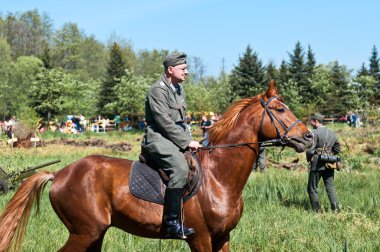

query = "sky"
[1, 0, 380, 77]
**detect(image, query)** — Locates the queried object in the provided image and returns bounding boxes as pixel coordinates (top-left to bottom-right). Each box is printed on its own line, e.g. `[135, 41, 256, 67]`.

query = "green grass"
[0, 126, 379, 251]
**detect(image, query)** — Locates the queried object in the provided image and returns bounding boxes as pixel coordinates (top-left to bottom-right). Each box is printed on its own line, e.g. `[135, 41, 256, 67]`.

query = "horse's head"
[207, 80, 313, 152]
[258, 80, 313, 152]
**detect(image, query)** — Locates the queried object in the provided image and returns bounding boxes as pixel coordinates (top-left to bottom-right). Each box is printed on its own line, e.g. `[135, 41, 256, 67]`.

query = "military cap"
[163, 52, 187, 69]
[310, 113, 325, 122]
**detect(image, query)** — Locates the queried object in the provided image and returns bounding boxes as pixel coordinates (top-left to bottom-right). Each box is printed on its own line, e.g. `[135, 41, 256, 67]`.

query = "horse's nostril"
[304, 132, 314, 140]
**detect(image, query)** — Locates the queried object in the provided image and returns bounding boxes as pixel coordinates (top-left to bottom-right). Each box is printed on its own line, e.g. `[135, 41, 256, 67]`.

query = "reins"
[197, 139, 284, 151]
[196, 95, 302, 152]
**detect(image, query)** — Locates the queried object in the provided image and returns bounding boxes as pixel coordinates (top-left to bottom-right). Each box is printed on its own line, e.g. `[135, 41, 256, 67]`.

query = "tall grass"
[0, 126, 379, 251]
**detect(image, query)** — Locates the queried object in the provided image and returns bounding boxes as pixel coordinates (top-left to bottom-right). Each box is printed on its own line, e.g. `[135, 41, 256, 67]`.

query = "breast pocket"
[169, 101, 181, 121]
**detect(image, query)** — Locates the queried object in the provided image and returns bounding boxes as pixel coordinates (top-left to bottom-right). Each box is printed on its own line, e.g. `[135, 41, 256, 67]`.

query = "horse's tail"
[0, 171, 54, 252]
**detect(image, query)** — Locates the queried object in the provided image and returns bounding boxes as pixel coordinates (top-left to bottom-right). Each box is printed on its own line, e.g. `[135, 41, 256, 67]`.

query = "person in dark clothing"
[306, 113, 341, 213]
[141, 52, 199, 239]
[200, 115, 212, 146]
[252, 146, 266, 173]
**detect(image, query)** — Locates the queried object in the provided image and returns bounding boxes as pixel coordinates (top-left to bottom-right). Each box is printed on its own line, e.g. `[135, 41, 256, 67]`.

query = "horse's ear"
[264, 80, 278, 98]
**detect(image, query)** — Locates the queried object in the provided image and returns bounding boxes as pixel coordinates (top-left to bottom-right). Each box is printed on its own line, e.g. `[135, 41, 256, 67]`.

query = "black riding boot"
[163, 188, 195, 239]
[311, 201, 322, 213]
[331, 202, 340, 213]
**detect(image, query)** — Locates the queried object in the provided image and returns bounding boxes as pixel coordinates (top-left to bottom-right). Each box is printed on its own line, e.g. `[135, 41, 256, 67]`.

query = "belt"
[147, 122, 185, 130]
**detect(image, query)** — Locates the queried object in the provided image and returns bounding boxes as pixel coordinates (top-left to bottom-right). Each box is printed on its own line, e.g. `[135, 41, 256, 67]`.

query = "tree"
[357, 63, 369, 77]
[0, 10, 52, 59]
[368, 46, 380, 80]
[52, 22, 83, 71]
[352, 75, 376, 110]
[98, 42, 126, 115]
[78, 36, 107, 81]
[308, 65, 334, 113]
[30, 68, 99, 119]
[18, 10, 52, 57]
[277, 60, 289, 94]
[30, 68, 68, 120]
[322, 61, 357, 116]
[229, 45, 265, 99]
[210, 72, 232, 113]
[265, 61, 279, 85]
[0, 38, 13, 120]
[11, 56, 44, 116]
[188, 56, 206, 83]
[136, 49, 168, 78]
[184, 82, 213, 115]
[305, 45, 316, 77]
[368, 45, 380, 104]
[287, 41, 309, 103]
[111, 70, 152, 116]
[40, 45, 53, 69]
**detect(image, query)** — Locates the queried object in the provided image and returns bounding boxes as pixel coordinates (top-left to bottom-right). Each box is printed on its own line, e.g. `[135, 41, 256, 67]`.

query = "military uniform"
[141, 52, 195, 239]
[306, 119, 341, 212]
[142, 74, 191, 188]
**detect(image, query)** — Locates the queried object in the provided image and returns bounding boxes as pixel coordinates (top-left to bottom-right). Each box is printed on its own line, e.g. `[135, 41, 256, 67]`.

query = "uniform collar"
[161, 75, 181, 95]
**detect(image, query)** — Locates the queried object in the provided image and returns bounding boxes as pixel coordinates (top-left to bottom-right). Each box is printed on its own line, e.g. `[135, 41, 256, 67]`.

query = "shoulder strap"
[322, 128, 330, 155]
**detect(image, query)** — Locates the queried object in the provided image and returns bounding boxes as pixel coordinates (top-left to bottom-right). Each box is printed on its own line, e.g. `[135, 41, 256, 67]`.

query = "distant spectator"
[114, 115, 121, 130]
[71, 116, 82, 132]
[252, 146, 266, 173]
[346, 113, 352, 126]
[186, 114, 193, 137]
[79, 114, 86, 131]
[351, 112, 357, 128]
[138, 117, 145, 131]
[200, 115, 212, 146]
[66, 115, 74, 121]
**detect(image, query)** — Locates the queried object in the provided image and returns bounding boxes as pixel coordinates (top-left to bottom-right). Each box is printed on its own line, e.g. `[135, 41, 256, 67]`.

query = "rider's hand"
[188, 140, 200, 150]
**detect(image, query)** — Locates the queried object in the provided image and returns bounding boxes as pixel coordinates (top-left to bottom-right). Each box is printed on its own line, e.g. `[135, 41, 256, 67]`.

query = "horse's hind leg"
[58, 230, 107, 252]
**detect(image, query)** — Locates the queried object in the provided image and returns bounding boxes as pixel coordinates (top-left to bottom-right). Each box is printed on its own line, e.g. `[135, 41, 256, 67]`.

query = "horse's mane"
[208, 95, 263, 144]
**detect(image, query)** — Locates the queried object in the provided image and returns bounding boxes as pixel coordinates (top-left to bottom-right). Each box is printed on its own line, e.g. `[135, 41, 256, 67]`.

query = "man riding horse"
[141, 52, 200, 239]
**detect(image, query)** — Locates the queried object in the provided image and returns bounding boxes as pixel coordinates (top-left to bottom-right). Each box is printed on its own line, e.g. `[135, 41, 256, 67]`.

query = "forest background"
[0, 9, 379, 127]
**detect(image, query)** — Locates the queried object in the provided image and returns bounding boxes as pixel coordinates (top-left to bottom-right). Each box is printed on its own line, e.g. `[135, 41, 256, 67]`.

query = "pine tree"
[368, 45, 380, 103]
[40, 45, 53, 69]
[368, 46, 380, 79]
[98, 42, 126, 115]
[305, 45, 316, 77]
[287, 41, 309, 103]
[277, 60, 289, 94]
[265, 61, 279, 86]
[357, 63, 369, 77]
[229, 45, 265, 99]
[323, 61, 357, 116]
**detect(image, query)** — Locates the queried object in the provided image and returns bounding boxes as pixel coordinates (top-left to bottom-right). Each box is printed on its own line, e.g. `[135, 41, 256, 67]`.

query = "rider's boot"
[163, 188, 195, 239]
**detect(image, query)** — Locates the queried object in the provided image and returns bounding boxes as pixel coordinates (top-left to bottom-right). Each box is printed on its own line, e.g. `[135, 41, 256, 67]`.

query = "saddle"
[129, 151, 203, 205]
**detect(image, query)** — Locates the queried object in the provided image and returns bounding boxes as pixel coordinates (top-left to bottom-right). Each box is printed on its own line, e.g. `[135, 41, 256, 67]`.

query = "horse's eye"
[277, 108, 286, 113]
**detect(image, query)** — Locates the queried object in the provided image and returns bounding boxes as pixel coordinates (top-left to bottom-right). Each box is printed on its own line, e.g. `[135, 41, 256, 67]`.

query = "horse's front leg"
[213, 233, 230, 252]
[187, 233, 213, 252]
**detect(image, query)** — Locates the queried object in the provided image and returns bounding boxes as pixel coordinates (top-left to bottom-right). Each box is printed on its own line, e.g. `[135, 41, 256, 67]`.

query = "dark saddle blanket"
[130, 151, 203, 205]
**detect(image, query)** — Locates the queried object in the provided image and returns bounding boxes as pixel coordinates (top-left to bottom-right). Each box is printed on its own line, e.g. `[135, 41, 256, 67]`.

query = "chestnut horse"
[0, 81, 313, 252]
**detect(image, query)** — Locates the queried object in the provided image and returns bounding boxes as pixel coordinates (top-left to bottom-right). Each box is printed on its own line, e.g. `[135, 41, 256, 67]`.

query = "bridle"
[198, 95, 303, 151]
[259, 95, 302, 145]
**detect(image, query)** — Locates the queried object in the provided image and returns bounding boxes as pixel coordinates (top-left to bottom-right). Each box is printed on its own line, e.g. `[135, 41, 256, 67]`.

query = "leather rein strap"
[198, 96, 302, 151]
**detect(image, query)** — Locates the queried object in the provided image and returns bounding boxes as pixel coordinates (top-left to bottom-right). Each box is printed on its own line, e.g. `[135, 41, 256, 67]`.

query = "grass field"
[0, 125, 379, 251]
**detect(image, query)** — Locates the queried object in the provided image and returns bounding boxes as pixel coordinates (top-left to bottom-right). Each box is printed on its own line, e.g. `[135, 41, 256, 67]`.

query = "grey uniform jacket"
[142, 75, 191, 152]
[306, 126, 341, 171]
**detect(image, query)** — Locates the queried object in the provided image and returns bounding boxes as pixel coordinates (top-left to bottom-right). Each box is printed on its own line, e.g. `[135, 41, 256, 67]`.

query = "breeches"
[307, 169, 338, 204]
[142, 137, 189, 188]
